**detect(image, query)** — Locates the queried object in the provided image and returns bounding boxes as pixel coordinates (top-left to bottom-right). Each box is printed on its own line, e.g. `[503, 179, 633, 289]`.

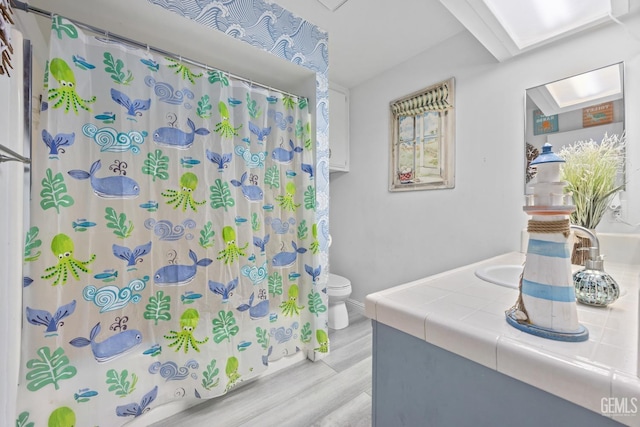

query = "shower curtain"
[17, 16, 326, 426]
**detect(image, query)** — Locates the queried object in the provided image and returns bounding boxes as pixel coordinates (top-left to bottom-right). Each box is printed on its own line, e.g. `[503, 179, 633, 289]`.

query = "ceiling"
[272, 0, 466, 88]
[14, 0, 639, 91]
[272, 0, 640, 89]
[16, 0, 467, 90]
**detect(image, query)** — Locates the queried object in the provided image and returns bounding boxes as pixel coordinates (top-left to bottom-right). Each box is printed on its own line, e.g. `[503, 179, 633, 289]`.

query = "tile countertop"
[365, 251, 640, 426]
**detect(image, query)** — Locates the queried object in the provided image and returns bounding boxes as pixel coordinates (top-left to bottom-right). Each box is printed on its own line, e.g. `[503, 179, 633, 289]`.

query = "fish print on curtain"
[17, 16, 327, 426]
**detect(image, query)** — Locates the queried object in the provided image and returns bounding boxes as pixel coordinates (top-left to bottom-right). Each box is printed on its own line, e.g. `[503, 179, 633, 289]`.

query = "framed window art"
[389, 78, 455, 192]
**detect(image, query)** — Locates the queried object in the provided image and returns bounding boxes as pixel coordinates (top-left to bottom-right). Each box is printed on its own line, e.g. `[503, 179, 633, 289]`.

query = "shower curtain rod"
[10, 0, 305, 100]
[0, 142, 30, 163]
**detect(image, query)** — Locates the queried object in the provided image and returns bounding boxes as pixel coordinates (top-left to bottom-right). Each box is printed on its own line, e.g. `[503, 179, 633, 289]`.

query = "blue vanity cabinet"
[371, 321, 623, 427]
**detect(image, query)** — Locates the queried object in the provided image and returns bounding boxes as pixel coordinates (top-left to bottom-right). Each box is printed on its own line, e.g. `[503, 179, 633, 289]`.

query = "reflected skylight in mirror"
[483, 0, 611, 48]
[545, 63, 622, 108]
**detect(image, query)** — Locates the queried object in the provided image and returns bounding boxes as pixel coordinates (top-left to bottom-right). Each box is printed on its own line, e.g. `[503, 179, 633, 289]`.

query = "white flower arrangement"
[559, 132, 626, 229]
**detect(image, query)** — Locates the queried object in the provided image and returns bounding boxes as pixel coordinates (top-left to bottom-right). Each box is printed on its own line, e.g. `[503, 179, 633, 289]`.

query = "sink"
[474, 264, 523, 289]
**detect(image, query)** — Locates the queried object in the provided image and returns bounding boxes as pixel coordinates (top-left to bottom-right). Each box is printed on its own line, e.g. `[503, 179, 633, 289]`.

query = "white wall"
[331, 14, 640, 303]
[0, 29, 26, 425]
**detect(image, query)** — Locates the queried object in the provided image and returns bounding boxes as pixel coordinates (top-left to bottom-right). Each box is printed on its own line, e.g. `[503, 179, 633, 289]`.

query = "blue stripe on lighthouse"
[522, 279, 576, 302]
[527, 239, 570, 258]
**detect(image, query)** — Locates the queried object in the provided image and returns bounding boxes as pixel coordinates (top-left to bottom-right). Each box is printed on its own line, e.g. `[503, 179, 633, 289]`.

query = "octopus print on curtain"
[17, 16, 327, 426]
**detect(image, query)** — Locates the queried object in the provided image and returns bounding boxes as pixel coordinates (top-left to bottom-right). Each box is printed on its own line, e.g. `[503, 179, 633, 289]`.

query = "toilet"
[327, 273, 352, 330]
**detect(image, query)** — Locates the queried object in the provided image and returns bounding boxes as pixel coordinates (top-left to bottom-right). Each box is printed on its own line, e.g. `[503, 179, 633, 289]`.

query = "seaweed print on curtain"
[17, 16, 327, 426]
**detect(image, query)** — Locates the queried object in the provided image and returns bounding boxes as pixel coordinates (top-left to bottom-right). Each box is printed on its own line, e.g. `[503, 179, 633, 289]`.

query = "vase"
[571, 229, 595, 266]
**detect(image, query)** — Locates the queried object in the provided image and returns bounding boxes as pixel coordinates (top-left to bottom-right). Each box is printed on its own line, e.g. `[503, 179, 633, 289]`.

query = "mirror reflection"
[525, 63, 625, 186]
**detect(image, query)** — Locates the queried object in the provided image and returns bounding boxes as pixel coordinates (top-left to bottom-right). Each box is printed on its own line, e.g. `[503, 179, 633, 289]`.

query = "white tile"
[611, 302, 637, 318]
[591, 342, 637, 376]
[576, 305, 610, 327]
[541, 340, 598, 363]
[456, 280, 517, 299]
[462, 310, 523, 339]
[427, 277, 472, 292]
[497, 336, 612, 413]
[373, 275, 440, 293]
[438, 292, 492, 310]
[600, 325, 637, 350]
[421, 299, 478, 321]
[364, 294, 380, 320]
[364, 282, 424, 314]
[385, 285, 450, 306]
[610, 371, 640, 426]
[505, 327, 598, 362]
[425, 312, 499, 370]
[364, 251, 640, 422]
[375, 297, 428, 340]
[479, 295, 520, 316]
[605, 306, 637, 330]
[577, 323, 605, 343]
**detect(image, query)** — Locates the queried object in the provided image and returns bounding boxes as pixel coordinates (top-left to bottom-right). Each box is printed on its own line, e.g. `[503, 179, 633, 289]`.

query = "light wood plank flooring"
[151, 311, 373, 427]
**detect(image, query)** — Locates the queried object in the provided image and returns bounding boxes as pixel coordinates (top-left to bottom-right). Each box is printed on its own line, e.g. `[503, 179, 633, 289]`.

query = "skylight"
[545, 63, 622, 108]
[483, 0, 611, 49]
[439, 0, 629, 61]
[526, 63, 623, 116]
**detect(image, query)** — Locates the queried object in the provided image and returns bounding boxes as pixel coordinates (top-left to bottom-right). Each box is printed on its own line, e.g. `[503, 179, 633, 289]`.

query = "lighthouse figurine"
[506, 143, 588, 341]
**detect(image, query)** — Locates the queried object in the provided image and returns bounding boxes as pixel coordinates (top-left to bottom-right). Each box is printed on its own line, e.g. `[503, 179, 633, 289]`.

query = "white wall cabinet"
[329, 85, 349, 172]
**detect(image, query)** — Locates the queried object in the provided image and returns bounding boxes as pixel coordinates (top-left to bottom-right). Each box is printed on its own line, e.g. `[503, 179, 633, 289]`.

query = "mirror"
[524, 63, 625, 187]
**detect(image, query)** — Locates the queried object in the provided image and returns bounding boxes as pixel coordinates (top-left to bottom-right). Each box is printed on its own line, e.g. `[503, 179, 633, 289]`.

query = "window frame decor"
[389, 77, 455, 192]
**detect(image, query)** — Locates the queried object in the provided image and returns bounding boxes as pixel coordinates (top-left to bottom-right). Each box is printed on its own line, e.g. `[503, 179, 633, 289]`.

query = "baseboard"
[346, 298, 365, 315]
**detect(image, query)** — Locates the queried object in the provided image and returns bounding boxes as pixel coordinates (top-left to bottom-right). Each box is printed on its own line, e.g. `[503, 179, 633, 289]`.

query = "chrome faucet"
[570, 225, 619, 306]
[569, 225, 603, 270]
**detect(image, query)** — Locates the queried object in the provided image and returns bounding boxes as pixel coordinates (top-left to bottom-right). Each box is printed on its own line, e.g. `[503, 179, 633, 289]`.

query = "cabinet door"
[329, 87, 349, 172]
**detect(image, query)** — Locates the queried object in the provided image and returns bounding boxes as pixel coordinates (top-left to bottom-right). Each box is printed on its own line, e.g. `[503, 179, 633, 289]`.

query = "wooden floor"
[151, 311, 373, 427]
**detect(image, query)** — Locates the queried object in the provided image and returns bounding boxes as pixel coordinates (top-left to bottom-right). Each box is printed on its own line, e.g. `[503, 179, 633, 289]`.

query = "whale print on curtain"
[17, 16, 327, 426]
